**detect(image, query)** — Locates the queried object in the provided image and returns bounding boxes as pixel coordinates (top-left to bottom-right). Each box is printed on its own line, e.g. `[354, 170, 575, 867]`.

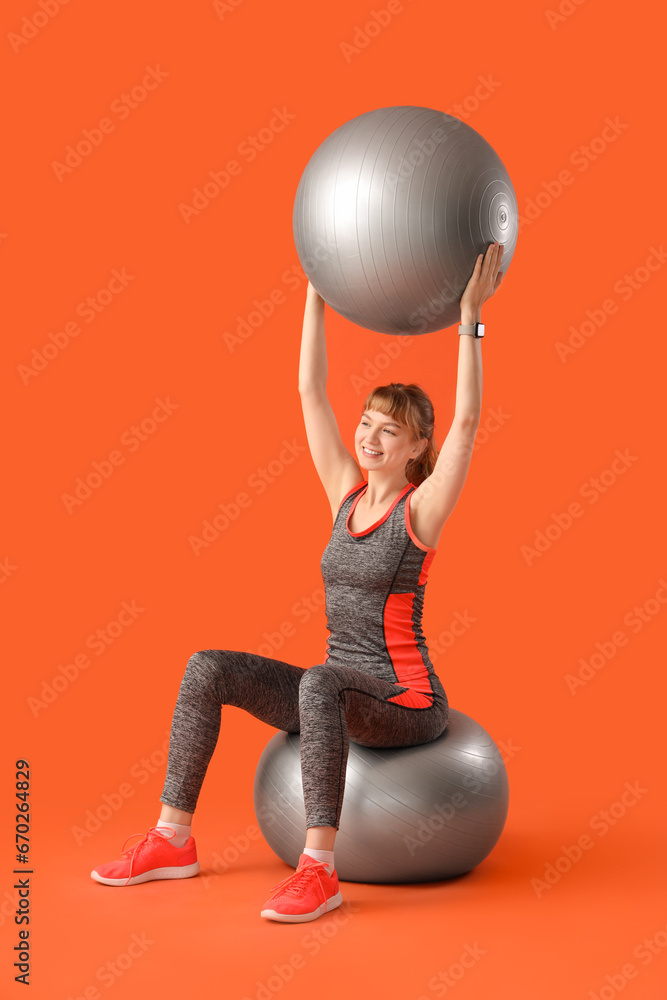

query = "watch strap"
[459, 323, 485, 338]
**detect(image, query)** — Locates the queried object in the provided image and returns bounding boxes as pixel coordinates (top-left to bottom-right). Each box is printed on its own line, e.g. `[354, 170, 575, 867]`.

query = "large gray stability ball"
[253, 709, 509, 884]
[293, 105, 517, 335]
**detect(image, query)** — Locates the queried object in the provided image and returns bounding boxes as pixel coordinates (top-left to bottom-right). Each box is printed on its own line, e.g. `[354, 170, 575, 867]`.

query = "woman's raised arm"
[298, 283, 362, 516]
[409, 243, 505, 542]
[453, 240, 504, 423]
[298, 282, 328, 392]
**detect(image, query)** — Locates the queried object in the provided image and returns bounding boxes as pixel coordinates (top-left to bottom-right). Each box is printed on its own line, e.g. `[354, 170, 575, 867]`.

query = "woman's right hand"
[306, 280, 324, 302]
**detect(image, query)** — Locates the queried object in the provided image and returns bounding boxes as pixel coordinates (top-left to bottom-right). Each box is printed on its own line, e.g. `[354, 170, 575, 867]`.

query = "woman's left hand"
[459, 241, 504, 322]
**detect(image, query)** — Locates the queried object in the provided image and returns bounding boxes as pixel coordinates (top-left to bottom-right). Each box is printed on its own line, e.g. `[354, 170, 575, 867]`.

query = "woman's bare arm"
[410, 243, 505, 537]
[298, 283, 362, 514]
[454, 240, 504, 423]
[298, 282, 328, 392]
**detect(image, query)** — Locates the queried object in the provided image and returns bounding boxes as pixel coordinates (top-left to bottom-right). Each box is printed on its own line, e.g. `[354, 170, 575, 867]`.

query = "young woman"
[91, 242, 504, 923]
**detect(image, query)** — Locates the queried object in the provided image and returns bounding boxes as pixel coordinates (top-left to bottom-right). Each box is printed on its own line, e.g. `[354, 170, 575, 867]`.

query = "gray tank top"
[320, 479, 443, 708]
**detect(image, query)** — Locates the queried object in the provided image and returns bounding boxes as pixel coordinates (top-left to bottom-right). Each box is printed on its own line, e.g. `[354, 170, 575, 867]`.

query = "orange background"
[2, 0, 666, 997]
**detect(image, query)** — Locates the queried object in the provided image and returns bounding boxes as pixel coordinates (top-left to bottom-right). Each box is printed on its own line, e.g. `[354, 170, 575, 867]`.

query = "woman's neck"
[362, 474, 411, 507]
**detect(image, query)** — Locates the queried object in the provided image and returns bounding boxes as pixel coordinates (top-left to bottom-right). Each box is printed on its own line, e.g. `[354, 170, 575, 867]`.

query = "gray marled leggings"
[159, 650, 449, 830]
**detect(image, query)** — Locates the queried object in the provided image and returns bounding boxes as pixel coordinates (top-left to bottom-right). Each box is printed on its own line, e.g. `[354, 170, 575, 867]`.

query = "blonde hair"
[361, 382, 437, 487]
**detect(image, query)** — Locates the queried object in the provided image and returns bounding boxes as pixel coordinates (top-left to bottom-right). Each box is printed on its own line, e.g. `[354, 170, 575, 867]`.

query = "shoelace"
[118, 826, 175, 886]
[266, 860, 332, 906]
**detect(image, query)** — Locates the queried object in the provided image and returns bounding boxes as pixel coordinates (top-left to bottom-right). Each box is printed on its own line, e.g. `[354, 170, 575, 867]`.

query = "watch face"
[475, 324, 485, 338]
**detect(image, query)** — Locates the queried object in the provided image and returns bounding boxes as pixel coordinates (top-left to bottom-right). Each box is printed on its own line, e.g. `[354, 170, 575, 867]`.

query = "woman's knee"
[181, 649, 233, 700]
[185, 649, 222, 675]
[299, 664, 342, 702]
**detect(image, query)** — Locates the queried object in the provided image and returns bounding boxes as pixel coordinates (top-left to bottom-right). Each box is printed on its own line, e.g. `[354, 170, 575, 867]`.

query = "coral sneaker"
[90, 826, 200, 886]
[260, 853, 343, 923]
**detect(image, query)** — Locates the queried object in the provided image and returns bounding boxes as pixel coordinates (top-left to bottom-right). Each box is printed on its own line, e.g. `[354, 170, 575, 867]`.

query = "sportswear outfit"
[92, 479, 449, 917]
[158, 479, 449, 830]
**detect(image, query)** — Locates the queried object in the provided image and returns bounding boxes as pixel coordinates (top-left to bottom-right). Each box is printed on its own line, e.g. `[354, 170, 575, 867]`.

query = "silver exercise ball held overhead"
[293, 105, 518, 335]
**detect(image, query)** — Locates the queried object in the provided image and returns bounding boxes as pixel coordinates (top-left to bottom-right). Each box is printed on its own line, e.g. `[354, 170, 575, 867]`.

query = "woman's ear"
[415, 436, 429, 458]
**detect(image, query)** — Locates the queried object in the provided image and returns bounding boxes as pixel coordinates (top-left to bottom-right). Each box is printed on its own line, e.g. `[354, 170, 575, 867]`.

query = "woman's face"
[354, 408, 426, 474]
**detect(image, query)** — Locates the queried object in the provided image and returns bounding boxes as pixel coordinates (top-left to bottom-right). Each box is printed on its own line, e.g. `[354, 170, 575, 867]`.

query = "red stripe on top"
[404, 490, 437, 584]
[383, 592, 433, 705]
[337, 480, 367, 512]
[347, 483, 413, 538]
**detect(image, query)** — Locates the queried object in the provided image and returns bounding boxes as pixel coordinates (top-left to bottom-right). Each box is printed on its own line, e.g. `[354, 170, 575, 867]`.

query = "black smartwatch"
[458, 323, 485, 338]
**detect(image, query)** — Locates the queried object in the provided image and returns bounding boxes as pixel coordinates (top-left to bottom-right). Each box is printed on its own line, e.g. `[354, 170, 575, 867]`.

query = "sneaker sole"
[260, 890, 344, 923]
[90, 861, 200, 886]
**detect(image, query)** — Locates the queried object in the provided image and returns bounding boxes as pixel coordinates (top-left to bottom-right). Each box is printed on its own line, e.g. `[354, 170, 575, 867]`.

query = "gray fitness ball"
[293, 105, 518, 335]
[253, 709, 509, 883]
